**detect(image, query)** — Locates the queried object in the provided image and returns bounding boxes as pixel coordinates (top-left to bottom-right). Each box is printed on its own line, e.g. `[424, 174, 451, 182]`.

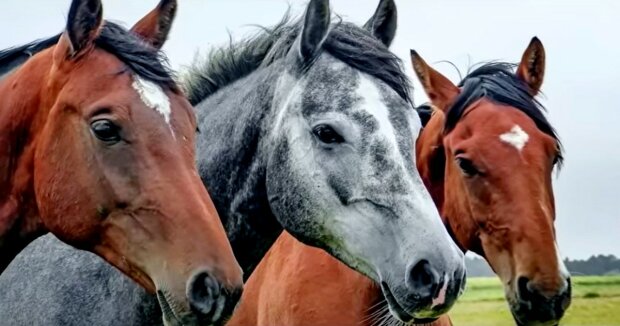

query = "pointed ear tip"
[68, 0, 103, 19]
[79, 0, 103, 9]
[410, 49, 422, 61]
[382, 0, 397, 8]
[529, 36, 544, 47]
[159, 0, 177, 9]
[67, 0, 103, 27]
[374, 0, 397, 20]
[307, 0, 330, 16]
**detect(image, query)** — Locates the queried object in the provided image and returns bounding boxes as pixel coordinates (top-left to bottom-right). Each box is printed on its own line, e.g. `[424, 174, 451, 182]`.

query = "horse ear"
[516, 37, 545, 95]
[363, 0, 397, 47]
[64, 0, 103, 57]
[415, 104, 433, 127]
[299, 0, 330, 63]
[410, 50, 459, 113]
[130, 0, 177, 49]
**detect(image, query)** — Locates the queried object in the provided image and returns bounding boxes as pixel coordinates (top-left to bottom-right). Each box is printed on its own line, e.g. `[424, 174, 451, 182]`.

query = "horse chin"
[381, 281, 446, 325]
[162, 314, 182, 326]
[511, 313, 559, 326]
[380, 282, 415, 323]
[509, 304, 561, 326]
[157, 289, 186, 326]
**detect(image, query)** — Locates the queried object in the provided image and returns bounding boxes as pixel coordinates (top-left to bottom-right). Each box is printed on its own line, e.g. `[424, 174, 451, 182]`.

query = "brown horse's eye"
[455, 157, 479, 177]
[313, 124, 344, 144]
[91, 119, 121, 144]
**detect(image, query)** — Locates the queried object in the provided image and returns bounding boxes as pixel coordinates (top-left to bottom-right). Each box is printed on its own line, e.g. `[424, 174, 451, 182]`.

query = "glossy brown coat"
[0, 0, 242, 324]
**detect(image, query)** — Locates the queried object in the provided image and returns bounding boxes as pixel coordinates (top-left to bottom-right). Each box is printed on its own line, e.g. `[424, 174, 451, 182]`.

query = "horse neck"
[441, 175, 482, 254]
[0, 64, 21, 82]
[417, 111, 481, 254]
[0, 34, 60, 81]
[0, 54, 35, 82]
[416, 111, 447, 209]
[0, 48, 55, 270]
[194, 64, 284, 278]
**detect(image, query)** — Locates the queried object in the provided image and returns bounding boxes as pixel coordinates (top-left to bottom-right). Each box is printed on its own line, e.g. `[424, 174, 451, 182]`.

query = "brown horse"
[0, 0, 243, 324]
[228, 38, 570, 326]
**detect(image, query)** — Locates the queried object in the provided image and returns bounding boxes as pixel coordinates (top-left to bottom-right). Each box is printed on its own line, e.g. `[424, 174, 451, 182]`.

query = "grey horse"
[0, 0, 466, 324]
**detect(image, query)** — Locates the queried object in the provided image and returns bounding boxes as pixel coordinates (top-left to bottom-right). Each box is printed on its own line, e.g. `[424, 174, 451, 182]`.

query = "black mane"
[0, 34, 60, 77]
[0, 22, 176, 90]
[445, 62, 563, 164]
[183, 15, 412, 106]
[96, 22, 176, 90]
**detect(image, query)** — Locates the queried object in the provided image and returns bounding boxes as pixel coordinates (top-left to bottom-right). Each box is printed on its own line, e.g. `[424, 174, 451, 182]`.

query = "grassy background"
[449, 275, 620, 326]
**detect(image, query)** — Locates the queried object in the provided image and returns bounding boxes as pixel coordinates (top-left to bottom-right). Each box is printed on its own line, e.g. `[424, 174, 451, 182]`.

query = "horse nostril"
[456, 266, 467, 295]
[562, 277, 572, 294]
[517, 276, 536, 302]
[407, 259, 439, 297]
[559, 277, 572, 311]
[186, 270, 220, 317]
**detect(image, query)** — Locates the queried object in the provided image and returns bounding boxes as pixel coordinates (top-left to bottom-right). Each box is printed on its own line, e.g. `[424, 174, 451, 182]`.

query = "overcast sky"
[0, 0, 617, 260]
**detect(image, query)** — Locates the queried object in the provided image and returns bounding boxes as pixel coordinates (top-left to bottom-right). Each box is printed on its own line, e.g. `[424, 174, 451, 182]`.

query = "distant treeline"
[466, 254, 620, 277]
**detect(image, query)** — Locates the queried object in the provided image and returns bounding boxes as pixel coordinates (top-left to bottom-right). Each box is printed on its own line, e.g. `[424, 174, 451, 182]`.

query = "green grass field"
[449, 275, 620, 326]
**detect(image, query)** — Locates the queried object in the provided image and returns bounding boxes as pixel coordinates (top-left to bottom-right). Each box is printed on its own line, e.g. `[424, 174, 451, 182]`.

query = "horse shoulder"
[229, 232, 380, 326]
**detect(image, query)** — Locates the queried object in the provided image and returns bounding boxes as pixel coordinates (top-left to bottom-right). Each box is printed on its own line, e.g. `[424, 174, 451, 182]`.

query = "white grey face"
[266, 54, 465, 320]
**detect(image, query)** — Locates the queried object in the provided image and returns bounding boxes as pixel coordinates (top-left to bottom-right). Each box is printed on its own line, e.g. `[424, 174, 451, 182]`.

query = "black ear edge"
[410, 49, 429, 85]
[299, 0, 331, 63]
[517, 36, 546, 94]
[157, 0, 178, 32]
[154, 0, 178, 48]
[364, 0, 397, 47]
[65, 0, 103, 55]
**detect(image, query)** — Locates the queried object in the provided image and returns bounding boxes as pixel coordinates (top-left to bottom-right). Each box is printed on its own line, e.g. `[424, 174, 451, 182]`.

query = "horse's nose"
[516, 276, 572, 324]
[406, 259, 440, 298]
[186, 270, 243, 323]
[518, 276, 536, 302]
[517, 276, 570, 301]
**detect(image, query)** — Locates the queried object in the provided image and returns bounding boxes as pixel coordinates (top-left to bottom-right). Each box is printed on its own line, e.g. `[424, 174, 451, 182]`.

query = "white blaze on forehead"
[357, 74, 399, 149]
[272, 72, 301, 133]
[132, 75, 172, 127]
[499, 124, 529, 151]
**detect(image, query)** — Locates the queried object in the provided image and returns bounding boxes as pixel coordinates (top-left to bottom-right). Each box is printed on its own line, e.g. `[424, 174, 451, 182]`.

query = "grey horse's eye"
[313, 124, 344, 144]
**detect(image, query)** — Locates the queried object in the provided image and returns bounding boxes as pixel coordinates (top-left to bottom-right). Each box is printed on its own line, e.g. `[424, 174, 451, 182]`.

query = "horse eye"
[313, 124, 344, 144]
[91, 119, 121, 144]
[455, 156, 479, 177]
